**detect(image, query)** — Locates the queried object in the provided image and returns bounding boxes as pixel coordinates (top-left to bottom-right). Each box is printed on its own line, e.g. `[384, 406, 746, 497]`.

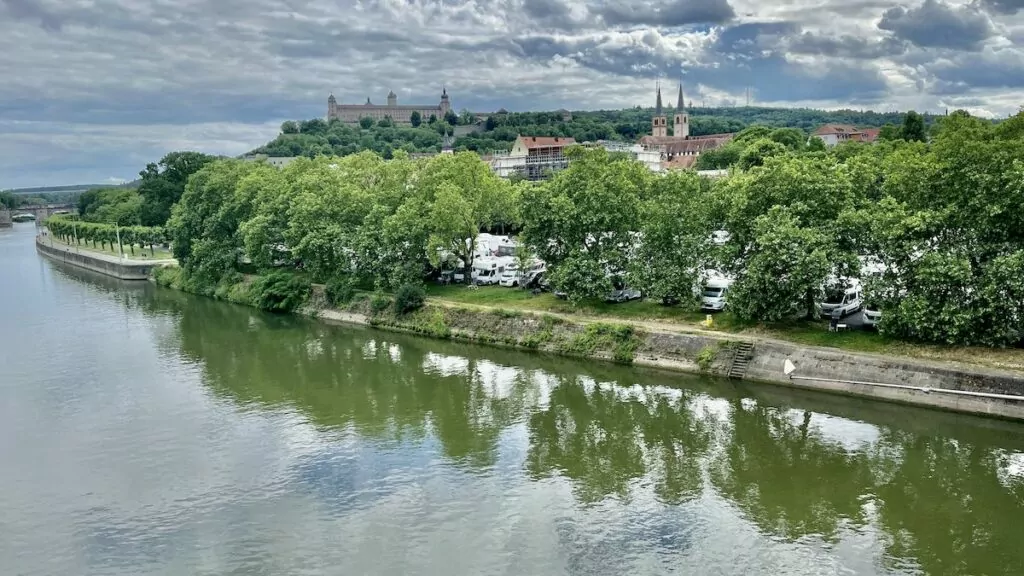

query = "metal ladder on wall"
[727, 342, 755, 380]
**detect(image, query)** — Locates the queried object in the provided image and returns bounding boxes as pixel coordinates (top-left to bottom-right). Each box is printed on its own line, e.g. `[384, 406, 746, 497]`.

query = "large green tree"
[520, 146, 651, 303]
[138, 151, 216, 226]
[629, 170, 713, 305]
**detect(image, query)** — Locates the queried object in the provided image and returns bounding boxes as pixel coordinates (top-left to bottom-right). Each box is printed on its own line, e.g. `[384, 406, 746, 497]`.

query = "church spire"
[655, 82, 663, 116]
[677, 82, 684, 110]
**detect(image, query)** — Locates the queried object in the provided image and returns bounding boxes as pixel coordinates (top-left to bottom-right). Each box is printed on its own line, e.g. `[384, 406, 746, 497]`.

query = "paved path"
[38, 233, 177, 266]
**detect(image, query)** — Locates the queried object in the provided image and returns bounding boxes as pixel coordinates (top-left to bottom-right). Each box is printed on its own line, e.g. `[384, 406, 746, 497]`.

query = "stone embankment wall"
[317, 297, 1024, 421]
[0, 209, 11, 228]
[36, 236, 167, 281]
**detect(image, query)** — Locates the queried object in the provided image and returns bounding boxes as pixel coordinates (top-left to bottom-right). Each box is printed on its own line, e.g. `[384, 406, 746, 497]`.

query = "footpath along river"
[2, 222, 1024, 576]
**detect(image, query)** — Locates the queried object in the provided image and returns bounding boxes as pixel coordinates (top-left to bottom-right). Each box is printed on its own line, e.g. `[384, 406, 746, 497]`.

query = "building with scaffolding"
[490, 135, 577, 181]
[585, 141, 664, 172]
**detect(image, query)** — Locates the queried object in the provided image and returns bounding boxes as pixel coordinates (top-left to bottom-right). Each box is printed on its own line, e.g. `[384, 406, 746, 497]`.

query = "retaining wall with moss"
[318, 295, 1024, 421]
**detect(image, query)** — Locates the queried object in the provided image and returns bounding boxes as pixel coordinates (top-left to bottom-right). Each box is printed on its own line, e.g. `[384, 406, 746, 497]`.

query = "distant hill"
[7, 180, 139, 195]
[251, 105, 935, 160]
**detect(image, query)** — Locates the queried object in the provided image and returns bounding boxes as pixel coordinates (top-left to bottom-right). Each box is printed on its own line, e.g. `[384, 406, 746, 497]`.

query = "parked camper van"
[818, 283, 863, 318]
[472, 257, 512, 285]
[499, 260, 545, 287]
[700, 277, 732, 312]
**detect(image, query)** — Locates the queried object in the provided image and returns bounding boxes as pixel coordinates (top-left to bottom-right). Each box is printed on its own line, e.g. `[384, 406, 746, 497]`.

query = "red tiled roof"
[639, 134, 734, 150]
[518, 136, 577, 149]
[663, 155, 699, 170]
[860, 128, 881, 142]
[814, 124, 862, 136]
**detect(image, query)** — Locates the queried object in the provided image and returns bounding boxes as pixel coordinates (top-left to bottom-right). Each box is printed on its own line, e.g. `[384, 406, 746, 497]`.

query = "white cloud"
[1, 0, 1022, 187]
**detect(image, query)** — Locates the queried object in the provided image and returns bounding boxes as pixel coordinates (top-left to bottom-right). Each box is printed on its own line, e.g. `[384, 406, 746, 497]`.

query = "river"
[2, 222, 1024, 576]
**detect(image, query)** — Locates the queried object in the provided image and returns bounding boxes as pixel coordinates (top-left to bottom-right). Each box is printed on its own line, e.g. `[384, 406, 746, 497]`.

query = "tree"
[444, 110, 459, 126]
[418, 152, 515, 282]
[359, 117, 374, 130]
[280, 121, 300, 134]
[629, 171, 713, 305]
[428, 114, 438, 125]
[768, 127, 806, 150]
[728, 208, 832, 321]
[805, 136, 826, 152]
[520, 147, 650, 302]
[137, 151, 215, 226]
[459, 109, 476, 125]
[166, 159, 260, 287]
[878, 124, 900, 141]
[377, 116, 394, 128]
[738, 138, 787, 170]
[0, 191, 17, 210]
[899, 111, 927, 142]
[410, 111, 422, 127]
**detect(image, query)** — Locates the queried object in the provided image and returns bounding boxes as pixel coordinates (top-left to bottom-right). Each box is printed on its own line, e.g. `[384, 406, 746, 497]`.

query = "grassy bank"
[424, 284, 1024, 372]
[152, 263, 1024, 374]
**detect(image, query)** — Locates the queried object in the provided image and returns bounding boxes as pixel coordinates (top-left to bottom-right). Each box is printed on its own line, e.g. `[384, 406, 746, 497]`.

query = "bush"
[249, 271, 310, 313]
[370, 292, 392, 314]
[326, 275, 356, 307]
[394, 283, 426, 315]
[696, 345, 717, 372]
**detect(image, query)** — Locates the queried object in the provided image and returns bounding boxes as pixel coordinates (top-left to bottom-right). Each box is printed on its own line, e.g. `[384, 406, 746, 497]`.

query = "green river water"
[3, 223, 1024, 576]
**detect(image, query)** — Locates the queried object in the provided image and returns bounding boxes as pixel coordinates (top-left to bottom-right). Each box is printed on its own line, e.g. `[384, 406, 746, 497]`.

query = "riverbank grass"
[423, 284, 1024, 372]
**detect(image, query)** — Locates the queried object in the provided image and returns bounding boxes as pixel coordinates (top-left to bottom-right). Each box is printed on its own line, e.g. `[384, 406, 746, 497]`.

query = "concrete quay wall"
[36, 236, 170, 281]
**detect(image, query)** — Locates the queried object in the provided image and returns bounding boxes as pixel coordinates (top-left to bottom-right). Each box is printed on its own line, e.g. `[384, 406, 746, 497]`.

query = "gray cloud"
[598, 0, 736, 26]
[1, 0, 62, 30]
[927, 47, 1024, 93]
[975, 0, 1024, 14]
[787, 33, 908, 59]
[878, 0, 995, 51]
[0, 0, 1021, 188]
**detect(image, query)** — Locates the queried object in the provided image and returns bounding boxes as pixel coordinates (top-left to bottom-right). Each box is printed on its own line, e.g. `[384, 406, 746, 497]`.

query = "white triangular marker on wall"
[783, 359, 796, 376]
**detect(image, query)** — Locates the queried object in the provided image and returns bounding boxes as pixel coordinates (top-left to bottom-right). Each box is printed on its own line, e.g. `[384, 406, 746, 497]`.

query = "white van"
[818, 283, 863, 318]
[700, 277, 733, 312]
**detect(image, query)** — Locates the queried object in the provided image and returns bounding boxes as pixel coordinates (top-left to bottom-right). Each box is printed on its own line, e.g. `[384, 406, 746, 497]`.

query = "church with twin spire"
[639, 82, 735, 169]
[648, 82, 689, 139]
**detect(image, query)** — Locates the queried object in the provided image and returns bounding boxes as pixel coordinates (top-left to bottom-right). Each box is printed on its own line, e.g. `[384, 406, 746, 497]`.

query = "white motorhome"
[499, 259, 545, 287]
[472, 256, 514, 285]
[818, 281, 863, 318]
[700, 275, 733, 312]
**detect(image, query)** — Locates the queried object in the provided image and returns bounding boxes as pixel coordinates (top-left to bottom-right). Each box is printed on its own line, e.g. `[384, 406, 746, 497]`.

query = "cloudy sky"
[1, 0, 1022, 188]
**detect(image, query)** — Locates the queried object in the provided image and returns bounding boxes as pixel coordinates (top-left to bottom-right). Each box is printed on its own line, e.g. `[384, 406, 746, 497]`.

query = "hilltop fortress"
[327, 88, 453, 124]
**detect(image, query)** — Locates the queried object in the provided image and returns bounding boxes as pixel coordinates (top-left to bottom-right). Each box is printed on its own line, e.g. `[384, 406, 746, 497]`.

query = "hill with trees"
[251, 106, 934, 160]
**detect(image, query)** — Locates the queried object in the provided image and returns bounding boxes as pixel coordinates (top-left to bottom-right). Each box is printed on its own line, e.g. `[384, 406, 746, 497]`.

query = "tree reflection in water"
[138, 285, 1024, 575]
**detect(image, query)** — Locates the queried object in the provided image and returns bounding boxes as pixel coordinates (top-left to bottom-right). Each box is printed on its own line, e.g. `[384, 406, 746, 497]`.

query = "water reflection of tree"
[140, 288, 1024, 574]
[708, 400, 874, 543]
[871, 432, 1024, 575]
[146, 291, 537, 471]
[526, 378, 712, 505]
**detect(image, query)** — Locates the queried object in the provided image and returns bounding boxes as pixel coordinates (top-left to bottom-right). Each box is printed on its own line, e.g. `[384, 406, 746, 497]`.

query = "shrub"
[370, 292, 392, 314]
[394, 283, 426, 315]
[249, 271, 310, 313]
[696, 345, 717, 372]
[152, 265, 182, 288]
[326, 275, 356, 307]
